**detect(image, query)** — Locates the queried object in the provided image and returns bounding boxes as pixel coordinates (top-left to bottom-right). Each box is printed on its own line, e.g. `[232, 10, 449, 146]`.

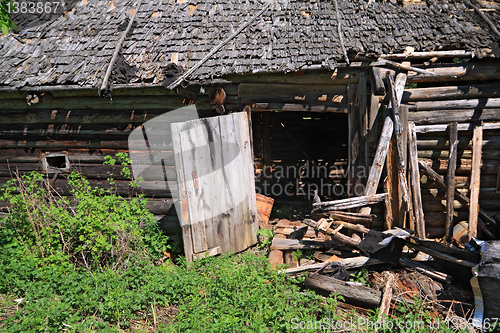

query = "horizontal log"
[421, 188, 500, 200]
[406, 98, 500, 111]
[420, 174, 498, 188]
[270, 238, 336, 250]
[417, 136, 500, 150]
[417, 149, 500, 160]
[313, 193, 387, 210]
[238, 83, 347, 98]
[305, 274, 383, 308]
[0, 149, 134, 163]
[0, 177, 176, 198]
[419, 158, 499, 174]
[252, 102, 348, 113]
[380, 50, 475, 60]
[0, 109, 198, 125]
[415, 122, 500, 133]
[0, 139, 130, 150]
[402, 83, 500, 102]
[225, 68, 360, 85]
[409, 109, 500, 124]
[0, 95, 217, 111]
[393, 62, 500, 83]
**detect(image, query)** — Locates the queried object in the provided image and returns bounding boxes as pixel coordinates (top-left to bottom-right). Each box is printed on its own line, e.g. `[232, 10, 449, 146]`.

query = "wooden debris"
[303, 219, 360, 247]
[270, 238, 336, 251]
[327, 211, 374, 224]
[280, 256, 382, 275]
[374, 59, 437, 76]
[378, 273, 395, 318]
[313, 193, 387, 211]
[399, 257, 450, 283]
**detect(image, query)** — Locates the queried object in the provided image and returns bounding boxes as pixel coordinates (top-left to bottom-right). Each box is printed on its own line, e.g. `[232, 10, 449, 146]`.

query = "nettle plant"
[0, 153, 168, 272]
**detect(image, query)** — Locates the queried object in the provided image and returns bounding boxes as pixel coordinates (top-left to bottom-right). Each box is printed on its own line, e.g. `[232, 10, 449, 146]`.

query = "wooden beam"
[417, 121, 500, 133]
[313, 193, 388, 210]
[378, 273, 395, 318]
[402, 83, 500, 102]
[359, 114, 393, 215]
[445, 122, 458, 242]
[380, 50, 475, 60]
[408, 109, 500, 124]
[408, 122, 425, 238]
[374, 59, 437, 76]
[370, 66, 385, 95]
[384, 138, 398, 229]
[469, 121, 483, 239]
[280, 256, 381, 275]
[303, 219, 360, 247]
[406, 98, 500, 111]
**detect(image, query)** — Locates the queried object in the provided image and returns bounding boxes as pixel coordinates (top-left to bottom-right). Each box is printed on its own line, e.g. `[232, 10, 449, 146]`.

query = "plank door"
[171, 112, 258, 261]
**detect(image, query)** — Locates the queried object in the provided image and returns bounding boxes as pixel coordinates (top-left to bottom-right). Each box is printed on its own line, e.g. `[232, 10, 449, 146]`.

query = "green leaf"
[1, 23, 8, 35]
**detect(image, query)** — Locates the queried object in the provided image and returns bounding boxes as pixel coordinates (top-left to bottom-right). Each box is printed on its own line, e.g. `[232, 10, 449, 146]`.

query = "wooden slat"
[469, 121, 483, 239]
[445, 122, 458, 242]
[408, 122, 425, 238]
[402, 83, 500, 102]
[408, 109, 500, 124]
[406, 98, 500, 111]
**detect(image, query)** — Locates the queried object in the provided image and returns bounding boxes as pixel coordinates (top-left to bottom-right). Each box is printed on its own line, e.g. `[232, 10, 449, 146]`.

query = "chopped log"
[415, 122, 500, 133]
[280, 256, 382, 275]
[303, 219, 360, 247]
[469, 121, 483, 239]
[446, 122, 458, 242]
[305, 274, 383, 308]
[402, 83, 500, 102]
[359, 114, 393, 215]
[406, 98, 500, 111]
[313, 193, 388, 210]
[418, 161, 499, 231]
[378, 273, 395, 318]
[408, 109, 500, 124]
[408, 122, 426, 238]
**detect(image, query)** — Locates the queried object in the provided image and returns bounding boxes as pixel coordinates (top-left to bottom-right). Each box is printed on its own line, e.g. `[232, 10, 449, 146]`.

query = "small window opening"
[42, 152, 70, 174]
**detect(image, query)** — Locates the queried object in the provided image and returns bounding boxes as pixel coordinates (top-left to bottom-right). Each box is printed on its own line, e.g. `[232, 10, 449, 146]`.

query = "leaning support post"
[408, 122, 425, 238]
[445, 122, 458, 242]
[469, 121, 483, 239]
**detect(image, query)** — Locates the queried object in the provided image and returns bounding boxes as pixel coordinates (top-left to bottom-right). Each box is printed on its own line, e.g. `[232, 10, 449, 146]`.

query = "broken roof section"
[0, 0, 497, 88]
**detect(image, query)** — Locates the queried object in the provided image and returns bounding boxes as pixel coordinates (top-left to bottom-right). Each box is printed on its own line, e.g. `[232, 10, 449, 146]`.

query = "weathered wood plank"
[313, 193, 387, 210]
[406, 98, 500, 111]
[415, 122, 500, 133]
[469, 121, 483, 239]
[446, 122, 458, 242]
[408, 122, 425, 238]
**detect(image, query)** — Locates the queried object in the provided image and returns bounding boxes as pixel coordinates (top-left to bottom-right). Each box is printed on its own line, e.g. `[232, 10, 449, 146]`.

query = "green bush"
[0, 169, 168, 271]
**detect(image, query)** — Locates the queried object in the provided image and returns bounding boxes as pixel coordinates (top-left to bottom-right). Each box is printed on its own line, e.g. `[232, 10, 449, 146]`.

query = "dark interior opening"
[252, 111, 349, 215]
[42, 153, 70, 173]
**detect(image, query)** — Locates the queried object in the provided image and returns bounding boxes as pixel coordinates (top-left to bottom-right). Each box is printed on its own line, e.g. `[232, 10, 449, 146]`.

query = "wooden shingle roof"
[0, 0, 497, 88]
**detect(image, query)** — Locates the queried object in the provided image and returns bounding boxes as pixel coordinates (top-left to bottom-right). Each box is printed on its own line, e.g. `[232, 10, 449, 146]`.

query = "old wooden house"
[1, 0, 499, 257]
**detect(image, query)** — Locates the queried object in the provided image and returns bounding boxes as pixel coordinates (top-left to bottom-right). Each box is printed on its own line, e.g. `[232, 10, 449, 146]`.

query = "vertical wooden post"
[348, 84, 360, 197]
[445, 122, 458, 242]
[385, 135, 399, 230]
[469, 121, 483, 239]
[408, 122, 425, 238]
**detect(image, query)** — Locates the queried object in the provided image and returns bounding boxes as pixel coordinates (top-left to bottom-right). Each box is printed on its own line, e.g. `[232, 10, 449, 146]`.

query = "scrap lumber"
[399, 257, 450, 283]
[328, 211, 374, 224]
[378, 273, 395, 318]
[270, 238, 335, 251]
[406, 242, 476, 267]
[407, 98, 500, 111]
[359, 114, 393, 215]
[408, 122, 425, 238]
[418, 161, 499, 231]
[385, 137, 398, 229]
[303, 219, 360, 247]
[312, 193, 387, 211]
[408, 109, 500, 125]
[446, 122, 458, 242]
[469, 121, 483, 239]
[330, 220, 370, 234]
[280, 256, 382, 275]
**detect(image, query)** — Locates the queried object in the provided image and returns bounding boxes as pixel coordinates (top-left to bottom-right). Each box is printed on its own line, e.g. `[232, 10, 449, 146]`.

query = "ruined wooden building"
[0, 0, 499, 251]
